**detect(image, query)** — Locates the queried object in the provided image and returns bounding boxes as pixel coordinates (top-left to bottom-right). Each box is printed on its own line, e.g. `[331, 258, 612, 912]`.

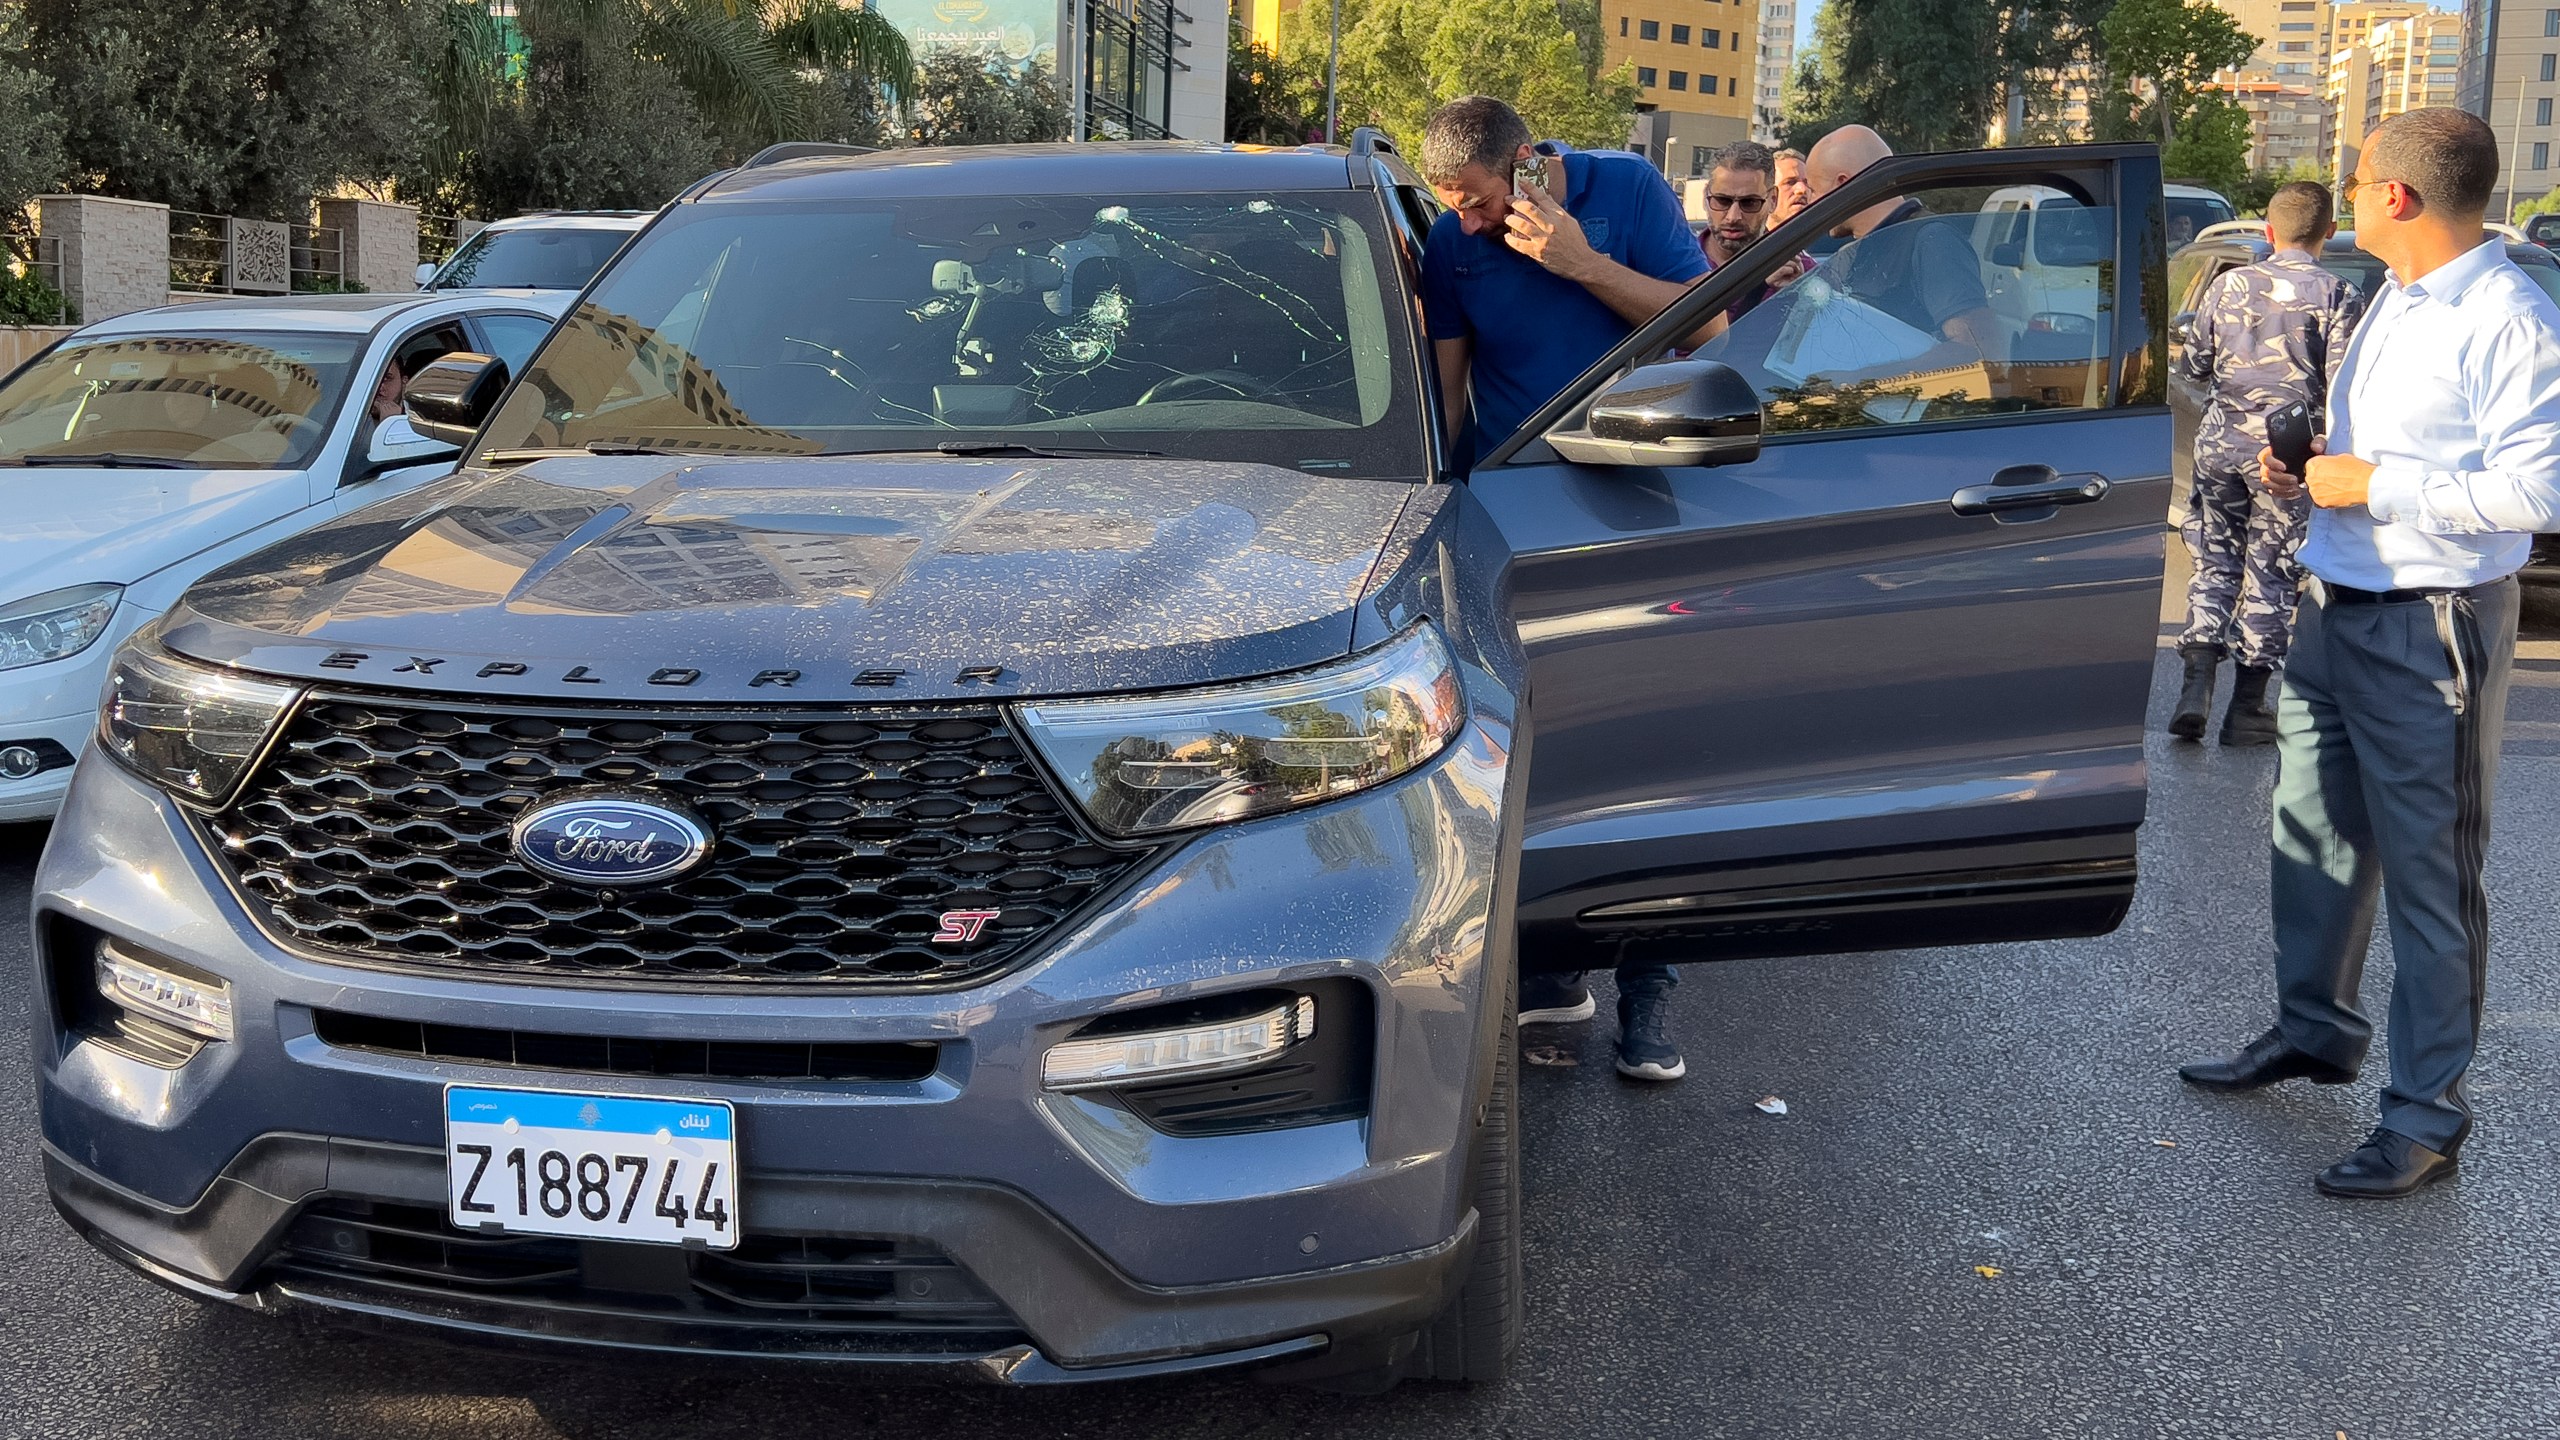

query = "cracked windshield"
[478, 194, 1422, 478]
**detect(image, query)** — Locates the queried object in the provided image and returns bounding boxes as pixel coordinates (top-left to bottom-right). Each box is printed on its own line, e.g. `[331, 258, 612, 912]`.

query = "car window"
[475, 313, 558, 375]
[477, 193, 1425, 479]
[433, 226, 634, 290]
[0, 331, 362, 468]
[2166, 195, 2231, 251]
[1689, 185, 2112, 434]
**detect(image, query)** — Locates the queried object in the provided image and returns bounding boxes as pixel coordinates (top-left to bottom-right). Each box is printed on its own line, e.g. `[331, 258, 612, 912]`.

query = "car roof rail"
[741, 142, 879, 169]
[1348, 127, 1397, 157]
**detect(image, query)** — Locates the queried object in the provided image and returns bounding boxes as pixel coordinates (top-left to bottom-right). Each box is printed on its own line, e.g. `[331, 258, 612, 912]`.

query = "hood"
[0, 466, 312, 605]
[163, 455, 1418, 702]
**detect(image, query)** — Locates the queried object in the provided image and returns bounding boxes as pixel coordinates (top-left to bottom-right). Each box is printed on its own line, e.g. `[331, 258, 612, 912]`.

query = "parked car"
[33, 138, 2172, 1386]
[2166, 229, 2560, 587]
[415, 211, 651, 291]
[2525, 213, 2560, 249]
[0, 290, 569, 821]
[1976, 181, 2235, 337]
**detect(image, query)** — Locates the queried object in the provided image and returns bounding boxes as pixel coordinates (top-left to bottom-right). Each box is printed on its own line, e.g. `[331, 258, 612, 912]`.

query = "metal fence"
[419, 212, 481, 274]
[170, 211, 350, 294]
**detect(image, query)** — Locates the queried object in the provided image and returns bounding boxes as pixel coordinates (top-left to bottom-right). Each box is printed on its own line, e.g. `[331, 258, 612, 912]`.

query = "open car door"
[1466, 143, 2171, 972]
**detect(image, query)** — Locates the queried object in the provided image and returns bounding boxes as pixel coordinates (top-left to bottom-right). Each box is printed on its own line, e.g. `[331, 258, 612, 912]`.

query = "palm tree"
[419, 0, 912, 207]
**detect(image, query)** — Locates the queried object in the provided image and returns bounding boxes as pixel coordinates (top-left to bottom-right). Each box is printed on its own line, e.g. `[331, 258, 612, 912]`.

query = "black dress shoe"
[2315, 1127, 2458, 1199]
[2178, 1027, 2357, 1091]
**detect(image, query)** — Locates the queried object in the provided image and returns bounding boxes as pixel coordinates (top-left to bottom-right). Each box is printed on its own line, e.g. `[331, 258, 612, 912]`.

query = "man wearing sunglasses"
[2182, 109, 2560, 1199]
[1696, 141, 1812, 322]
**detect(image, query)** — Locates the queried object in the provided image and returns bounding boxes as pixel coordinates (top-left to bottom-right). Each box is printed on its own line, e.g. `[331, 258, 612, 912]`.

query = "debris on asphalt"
[1523, 1044, 1578, 1068]
[1974, 1265, 2003, 1279]
[2152, 1139, 2179, 1148]
[1754, 1095, 1788, 1115]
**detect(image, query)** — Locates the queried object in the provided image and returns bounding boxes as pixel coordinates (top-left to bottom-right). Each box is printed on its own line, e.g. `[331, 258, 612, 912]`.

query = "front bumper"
[31, 707, 1516, 1374]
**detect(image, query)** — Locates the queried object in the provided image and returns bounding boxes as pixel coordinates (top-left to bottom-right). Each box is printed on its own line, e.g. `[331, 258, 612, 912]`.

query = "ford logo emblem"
[510, 794, 713, 888]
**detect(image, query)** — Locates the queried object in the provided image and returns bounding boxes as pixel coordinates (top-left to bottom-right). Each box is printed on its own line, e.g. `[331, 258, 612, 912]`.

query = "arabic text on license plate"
[445, 1086, 738, 1250]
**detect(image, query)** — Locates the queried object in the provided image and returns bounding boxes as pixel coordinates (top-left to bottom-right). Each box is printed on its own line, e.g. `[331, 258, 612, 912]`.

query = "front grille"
[311, 1009, 942, 1082]
[271, 1200, 1023, 1340]
[211, 694, 1153, 986]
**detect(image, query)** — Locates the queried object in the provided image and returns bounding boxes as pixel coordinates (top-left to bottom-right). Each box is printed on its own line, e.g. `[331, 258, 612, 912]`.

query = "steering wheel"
[1134, 370, 1286, 406]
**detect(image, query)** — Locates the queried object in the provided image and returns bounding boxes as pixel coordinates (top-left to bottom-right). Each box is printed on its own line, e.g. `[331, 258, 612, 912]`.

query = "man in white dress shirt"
[2180, 108, 2560, 1198]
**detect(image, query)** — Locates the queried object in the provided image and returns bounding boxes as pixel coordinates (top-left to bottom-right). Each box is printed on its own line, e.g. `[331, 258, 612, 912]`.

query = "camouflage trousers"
[2179, 465, 2310, 668]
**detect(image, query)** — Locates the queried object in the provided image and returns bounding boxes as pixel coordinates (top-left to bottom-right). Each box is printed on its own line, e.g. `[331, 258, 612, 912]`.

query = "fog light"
[0, 746, 39, 779]
[96, 944, 233, 1041]
[1042, 996, 1315, 1092]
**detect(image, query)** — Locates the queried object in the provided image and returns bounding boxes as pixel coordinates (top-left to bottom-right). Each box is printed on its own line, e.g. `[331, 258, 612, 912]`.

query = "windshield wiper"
[8, 452, 190, 468]
[480, 441, 756, 462]
[921, 441, 1168, 460]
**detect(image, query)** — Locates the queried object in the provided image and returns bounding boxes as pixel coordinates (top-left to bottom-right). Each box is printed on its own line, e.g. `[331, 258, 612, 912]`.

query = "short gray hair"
[1422, 96, 1532, 185]
[1773, 147, 1805, 165]
[1709, 140, 1776, 182]
[2365, 107, 2501, 218]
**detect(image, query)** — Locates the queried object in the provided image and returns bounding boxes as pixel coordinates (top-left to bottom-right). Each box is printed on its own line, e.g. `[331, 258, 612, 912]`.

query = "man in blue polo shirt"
[1418, 95, 1714, 470]
[1417, 95, 1711, 1083]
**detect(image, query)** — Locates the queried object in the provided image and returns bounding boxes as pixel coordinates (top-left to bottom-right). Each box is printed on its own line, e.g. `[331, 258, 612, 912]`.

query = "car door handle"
[1949, 468, 2109, 516]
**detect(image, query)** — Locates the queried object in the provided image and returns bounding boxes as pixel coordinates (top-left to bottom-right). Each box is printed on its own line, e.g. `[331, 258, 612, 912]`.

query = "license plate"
[445, 1085, 739, 1250]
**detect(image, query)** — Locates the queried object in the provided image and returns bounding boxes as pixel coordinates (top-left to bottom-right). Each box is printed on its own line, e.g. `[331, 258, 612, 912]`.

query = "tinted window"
[2165, 195, 2233, 248]
[479, 194, 1422, 478]
[1692, 189, 2112, 434]
[434, 226, 634, 290]
[475, 313, 558, 374]
[0, 332, 361, 468]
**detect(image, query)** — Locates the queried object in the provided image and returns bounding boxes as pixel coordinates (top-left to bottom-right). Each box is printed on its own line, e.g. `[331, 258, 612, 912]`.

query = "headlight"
[0, 583, 121, 672]
[98, 636, 301, 806]
[1016, 624, 1464, 837]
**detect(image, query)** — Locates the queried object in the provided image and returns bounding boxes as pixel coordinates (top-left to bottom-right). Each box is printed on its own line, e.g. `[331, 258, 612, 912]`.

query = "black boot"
[2220, 664, 2280, 746]
[2167, 646, 2220, 740]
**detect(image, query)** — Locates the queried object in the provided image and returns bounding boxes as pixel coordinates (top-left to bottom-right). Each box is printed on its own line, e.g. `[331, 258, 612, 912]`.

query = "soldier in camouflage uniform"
[2173, 181, 2366, 745]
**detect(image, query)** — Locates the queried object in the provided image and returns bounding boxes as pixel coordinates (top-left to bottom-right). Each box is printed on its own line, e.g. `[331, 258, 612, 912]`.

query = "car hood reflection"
[165, 454, 1417, 702]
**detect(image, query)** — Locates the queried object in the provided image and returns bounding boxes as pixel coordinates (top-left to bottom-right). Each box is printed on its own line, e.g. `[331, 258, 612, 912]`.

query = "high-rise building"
[1602, 0, 1759, 176]
[2327, 10, 2463, 188]
[1753, 0, 1796, 142]
[2460, 0, 2560, 219]
[2323, 2, 2428, 178]
[2220, 0, 2336, 83]
[2213, 79, 2333, 170]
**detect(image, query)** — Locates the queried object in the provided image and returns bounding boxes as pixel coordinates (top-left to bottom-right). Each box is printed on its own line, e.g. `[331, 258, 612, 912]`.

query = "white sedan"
[0, 289, 567, 821]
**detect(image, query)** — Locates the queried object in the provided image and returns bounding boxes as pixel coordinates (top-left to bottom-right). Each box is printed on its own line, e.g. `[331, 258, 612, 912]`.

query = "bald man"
[1802, 125, 1998, 348]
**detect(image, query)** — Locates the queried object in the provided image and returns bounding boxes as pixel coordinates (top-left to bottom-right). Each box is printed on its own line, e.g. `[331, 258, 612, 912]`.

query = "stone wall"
[317, 198, 420, 294]
[37, 195, 171, 323]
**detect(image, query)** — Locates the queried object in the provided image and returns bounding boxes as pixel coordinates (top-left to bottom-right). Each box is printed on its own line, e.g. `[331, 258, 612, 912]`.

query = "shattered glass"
[479, 193, 1421, 479]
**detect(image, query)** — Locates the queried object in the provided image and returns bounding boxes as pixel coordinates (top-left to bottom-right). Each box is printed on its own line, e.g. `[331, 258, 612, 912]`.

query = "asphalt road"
[8, 618, 2560, 1437]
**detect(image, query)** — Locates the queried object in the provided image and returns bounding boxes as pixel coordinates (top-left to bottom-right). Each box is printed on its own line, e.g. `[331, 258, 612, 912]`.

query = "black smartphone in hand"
[2265, 400, 2315, 475]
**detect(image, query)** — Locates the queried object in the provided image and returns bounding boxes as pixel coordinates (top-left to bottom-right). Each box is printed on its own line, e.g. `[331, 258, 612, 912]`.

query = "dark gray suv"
[29, 137, 2172, 1387]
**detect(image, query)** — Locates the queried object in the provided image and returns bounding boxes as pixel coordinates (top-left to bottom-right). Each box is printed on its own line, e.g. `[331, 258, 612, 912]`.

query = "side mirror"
[1547, 360, 1762, 469]
[414, 261, 439, 289]
[2170, 310, 2198, 348]
[1989, 237, 2025, 269]
[344, 421, 462, 485]
[402, 352, 511, 447]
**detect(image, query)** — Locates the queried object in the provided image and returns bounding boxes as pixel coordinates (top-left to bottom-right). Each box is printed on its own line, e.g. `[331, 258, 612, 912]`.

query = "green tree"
[2098, 0, 2256, 148]
[1275, 0, 1640, 154]
[410, 0, 912, 214]
[24, 0, 434, 219]
[903, 49, 1066, 145]
[1226, 32, 1320, 144]
[1786, 0, 2048, 151]
[2160, 92, 2251, 195]
[2516, 185, 2560, 221]
[0, 6, 67, 264]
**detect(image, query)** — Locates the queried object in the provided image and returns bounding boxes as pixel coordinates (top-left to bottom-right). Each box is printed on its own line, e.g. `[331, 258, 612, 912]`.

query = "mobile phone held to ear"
[2266, 400, 2316, 475]
[1512, 151, 1550, 200]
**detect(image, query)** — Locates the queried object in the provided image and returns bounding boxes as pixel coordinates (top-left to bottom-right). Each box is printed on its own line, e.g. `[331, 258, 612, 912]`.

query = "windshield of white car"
[431, 225, 638, 290]
[0, 332, 362, 469]
[472, 194, 1424, 479]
